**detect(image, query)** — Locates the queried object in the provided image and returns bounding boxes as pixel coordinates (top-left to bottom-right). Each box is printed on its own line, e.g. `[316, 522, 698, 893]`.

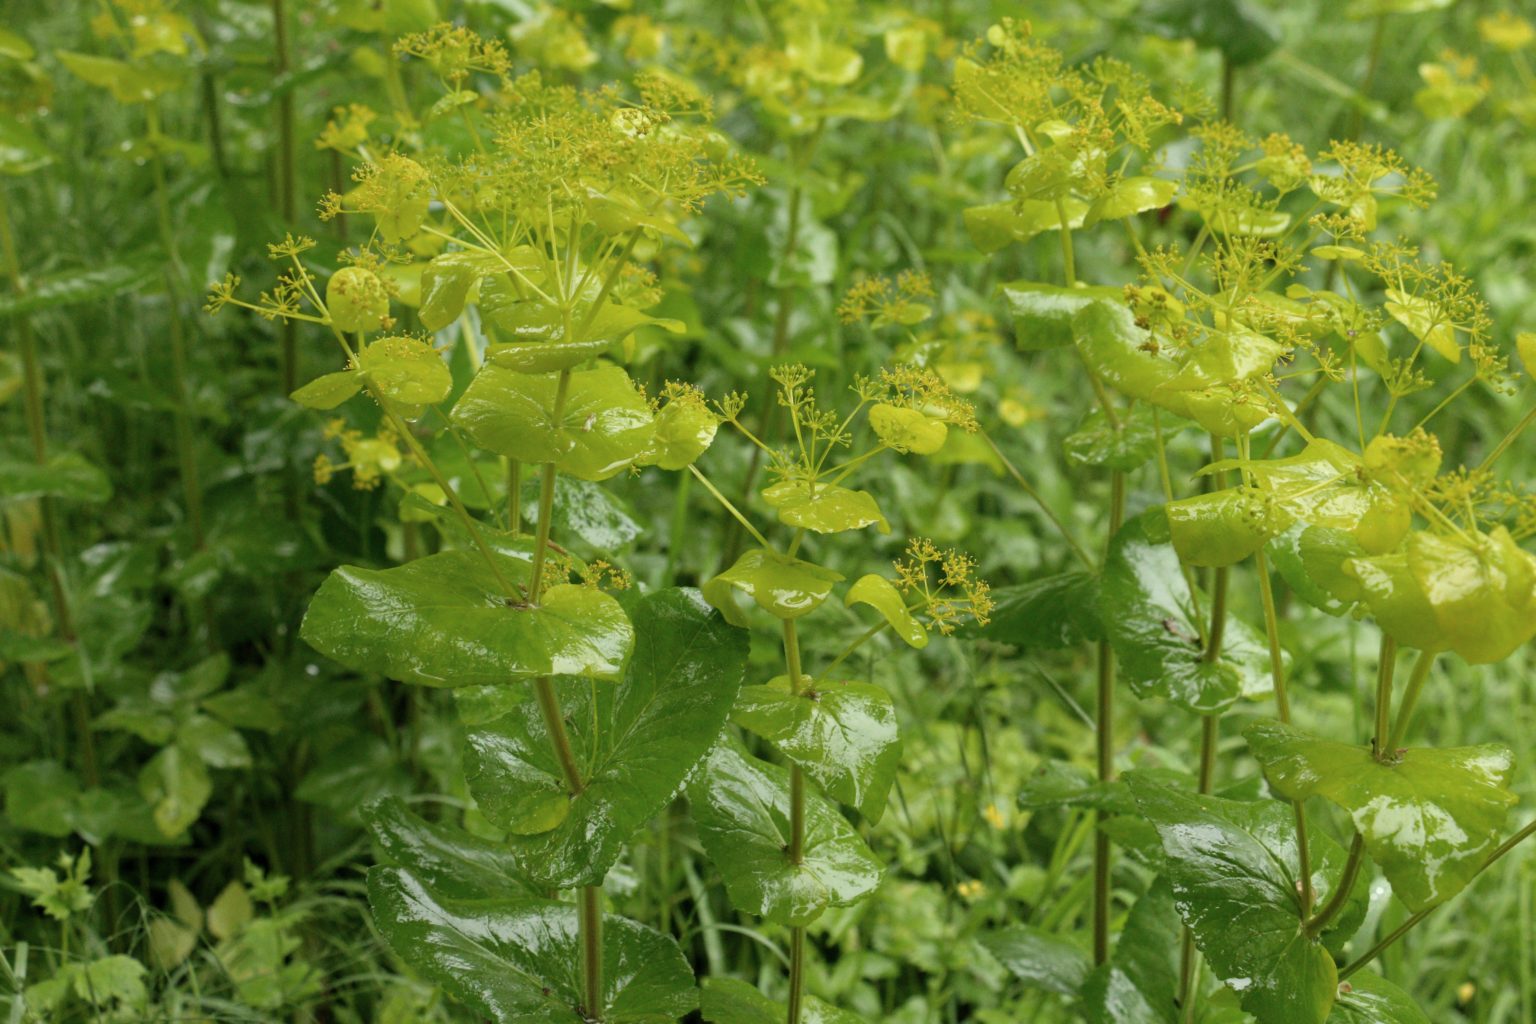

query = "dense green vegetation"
[5, 1, 1536, 1022]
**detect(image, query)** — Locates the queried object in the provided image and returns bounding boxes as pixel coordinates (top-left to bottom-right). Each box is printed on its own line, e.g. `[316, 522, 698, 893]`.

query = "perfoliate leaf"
[368, 867, 698, 1024]
[1246, 720, 1516, 912]
[732, 675, 901, 822]
[688, 740, 883, 926]
[868, 403, 947, 454]
[300, 551, 634, 685]
[964, 199, 1088, 252]
[1166, 487, 1279, 568]
[1088, 175, 1178, 222]
[845, 574, 927, 648]
[761, 480, 890, 534]
[703, 549, 844, 625]
[358, 335, 452, 406]
[465, 589, 747, 888]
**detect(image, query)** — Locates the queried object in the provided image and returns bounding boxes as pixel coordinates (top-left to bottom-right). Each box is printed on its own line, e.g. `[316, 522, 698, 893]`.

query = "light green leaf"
[57, 50, 182, 103]
[1001, 280, 1122, 351]
[1089, 176, 1177, 222]
[138, 745, 211, 838]
[703, 549, 844, 625]
[0, 451, 111, 503]
[358, 335, 452, 406]
[1246, 720, 1516, 911]
[688, 740, 883, 926]
[1166, 487, 1281, 568]
[486, 298, 684, 372]
[368, 867, 698, 1023]
[732, 675, 901, 822]
[290, 370, 362, 410]
[418, 250, 502, 331]
[964, 199, 1088, 253]
[867, 403, 947, 454]
[845, 574, 927, 648]
[466, 589, 747, 887]
[300, 551, 634, 685]
[0, 117, 52, 176]
[761, 480, 890, 534]
[982, 925, 1092, 996]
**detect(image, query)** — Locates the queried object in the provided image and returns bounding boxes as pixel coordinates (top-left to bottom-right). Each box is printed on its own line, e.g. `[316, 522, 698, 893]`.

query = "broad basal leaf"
[1127, 774, 1367, 1024]
[688, 740, 882, 926]
[982, 925, 1092, 997]
[301, 550, 633, 686]
[1246, 720, 1516, 911]
[363, 797, 537, 901]
[703, 549, 844, 626]
[1101, 511, 1272, 713]
[1081, 876, 1181, 1024]
[732, 675, 901, 822]
[452, 363, 655, 481]
[466, 589, 747, 887]
[700, 977, 865, 1024]
[368, 867, 697, 1024]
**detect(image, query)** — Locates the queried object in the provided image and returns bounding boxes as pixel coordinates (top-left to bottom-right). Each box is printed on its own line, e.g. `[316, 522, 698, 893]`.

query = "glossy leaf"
[1101, 511, 1272, 712]
[452, 363, 655, 481]
[326, 267, 390, 333]
[964, 198, 1088, 252]
[368, 867, 698, 1023]
[732, 675, 901, 822]
[289, 371, 361, 410]
[301, 551, 634, 686]
[363, 797, 536, 900]
[1063, 405, 1162, 472]
[0, 451, 112, 503]
[700, 978, 865, 1024]
[1002, 280, 1122, 351]
[638, 398, 719, 470]
[1128, 775, 1366, 1024]
[1166, 487, 1278, 568]
[703, 549, 844, 625]
[358, 335, 452, 406]
[418, 250, 503, 331]
[1406, 526, 1536, 664]
[466, 589, 747, 887]
[966, 571, 1102, 648]
[1080, 877, 1181, 1023]
[1246, 720, 1516, 911]
[982, 925, 1091, 996]
[845, 574, 927, 648]
[486, 298, 684, 372]
[1328, 973, 1430, 1024]
[1089, 175, 1178, 221]
[868, 403, 947, 454]
[688, 740, 883, 926]
[1267, 524, 1365, 617]
[761, 480, 890, 534]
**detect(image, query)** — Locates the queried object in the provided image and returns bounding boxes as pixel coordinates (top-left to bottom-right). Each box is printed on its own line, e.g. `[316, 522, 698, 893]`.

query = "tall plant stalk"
[782, 618, 809, 1024]
[271, 0, 299, 396]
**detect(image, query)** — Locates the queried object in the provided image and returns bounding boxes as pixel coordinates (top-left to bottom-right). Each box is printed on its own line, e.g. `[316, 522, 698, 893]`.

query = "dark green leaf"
[363, 797, 537, 900]
[700, 977, 864, 1024]
[1064, 406, 1162, 472]
[982, 925, 1091, 996]
[0, 262, 155, 317]
[1081, 877, 1181, 1023]
[968, 571, 1102, 648]
[0, 451, 112, 503]
[1329, 973, 1430, 1023]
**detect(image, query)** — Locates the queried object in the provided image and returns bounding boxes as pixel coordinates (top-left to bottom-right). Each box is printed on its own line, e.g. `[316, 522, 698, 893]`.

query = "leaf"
[1517, 331, 1536, 380]
[138, 745, 212, 838]
[368, 867, 698, 1024]
[0, 451, 112, 503]
[0, 117, 52, 176]
[1063, 406, 1162, 471]
[363, 797, 537, 900]
[964, 198, 1088, 253]
[1245, 720, 1516, 912]
[519, 475, 642, 552]
[3, 760, 79, 837]
[0, 261, 155, 317]
[466, 589, 747, 887]
[1127, 775, 1367, 1024]
[359, 335, 452, 406]
[761, 480, 890, 534]
[419, 251, 499, 331]
[452, 363, 655, 481]
[1328, 972, 1430, 1024]
[965, 571, 1102, 648]
[301, 550, 634, 685]
[1089, 176, 1179, 221]
[1138, 0, 1281, 65]
[1385, 289, 1459, 363]
[485, 296, 684, 372]
[703, 549, 844, 625]
[845, 574, 927, 648]
[289, 370, 361, 410]
[732, 675, 901, 823]
[700, 977, 865, 1024]
[1002, 280, 1122, 351]
[1081, 877, 1181, 1023]
[56, 50, 182, 103]
[1267, 524, 1365, 617]
[982, 925, 1092, 996]
[206, 881, 252, 940]
[1100, 511, 1273, 712]
[1166, 487, 1279, 568]
[688, 740, 883, 926]
[867, 403, 947, 454]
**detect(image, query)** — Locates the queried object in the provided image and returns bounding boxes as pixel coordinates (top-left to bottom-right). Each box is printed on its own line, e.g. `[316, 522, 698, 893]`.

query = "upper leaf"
[703, 549, 844, 625]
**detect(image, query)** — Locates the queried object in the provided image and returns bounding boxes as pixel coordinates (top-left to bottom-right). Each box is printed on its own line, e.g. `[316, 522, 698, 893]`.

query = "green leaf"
[301, 551, 634, 686]
[638, 397, 718, 470]
[419, 251, 500, 331]
[0, 261, 155, 317]
[688, 740, 883, 926]
[0, 117, 52, 176]
[0, 451, 111, 503]
[519, 475, 642, 552]
[1063, 405, 1162, 472]
[466, 589, 747, 887]
[1101, 511, 1272, 712]
[761, 480, 890, 534]
[1127, 775, 1366, 1024]
[700, 977, 865, 1024]
[138, 745, 211, 838]
[845, 574, 927, 648]
[359, 335, 452, 406]
[1089, 176, 1178, 221]
[3, 760, 80, 837]
[485, 297, 684, 372]
[1385, 288, 1459, 363]
[966, 571, 1102, 648]
[982, 925, 1092, 996]
[452, 363, 655, 481]
[1138, 0, 1281, 65]
[289, 370, 361, 410]
[1081, 877, 1181, 1023]
[1001, 280, 1122, 351]
[56, 50, 182, 103]
[964, 198, 1088, 253]
[1166, 487, 1279, 568]
[867, 403, 947, 454]
[703, 549, 844, 625]
[363, 796, 537, 900]
[732, 675, 901, 822]
[1328, 973, 1430, 1024]
[1267, 524, 1365, 617]
[368, 867, 698, 1024]
[1245, 720, 1516, 912]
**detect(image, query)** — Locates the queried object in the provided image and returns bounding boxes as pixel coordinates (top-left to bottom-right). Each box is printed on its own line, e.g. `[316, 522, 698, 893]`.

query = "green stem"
[272, 0, 299, 396]
[1385, 649, 1435, 752]
[1306, 833, 1365, 938]
[1093, 469, 1126, 965]
[1255, 547, 1313, 915]
[580, 884, 604, 1019]
[1372, 636, 1398, 760]
[783, 618, 809, 1024]
[1478, 405, 1536, 471]
[506, 459, 522, 535]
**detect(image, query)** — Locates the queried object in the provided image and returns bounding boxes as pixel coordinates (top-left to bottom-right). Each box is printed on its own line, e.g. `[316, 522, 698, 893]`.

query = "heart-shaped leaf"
[1245, 720, 1516, 911]
[703, 549, 844, 625]
[367, 867, 698, 1023]
[466, 589, 747, 887]
[301, 551, 634, 686]
[1101, 511, 1273, 712]
[732, 675, 901, 822]
[688, 740, 882, 926]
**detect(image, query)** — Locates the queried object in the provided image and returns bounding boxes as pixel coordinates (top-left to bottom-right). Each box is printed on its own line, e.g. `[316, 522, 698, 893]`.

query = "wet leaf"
[688, 740, 883, 926]
[364, 797, 536, 900]
[1089, 176, 1178, 221]
[1063, 405, 1162, 471]
[466, 589, 747, 887]
[301, 551, 634, 685]
[1002, 280, 1122, 351]
[964, 198, 1089, 253]
[368, 867, 698, 1023]
[982, 925, 1091, 996]
[732, 675, 901, 823]
[1081, 877, 1181, 1023]
[1328, 972, 1430, 1023]
[359, 335, 451, 406]
[1166, 487, 1279, 568]
[700, 978, 865, 1024]
[1246, 720, 1516, 912]
[289, 370, 361, 410]
[703, 549, 844, 625]
[761, 480, 890, 534]
[844, 574, 927, 648]
[965, 571, 1102, 648]
[1267, 524, 1365, 617]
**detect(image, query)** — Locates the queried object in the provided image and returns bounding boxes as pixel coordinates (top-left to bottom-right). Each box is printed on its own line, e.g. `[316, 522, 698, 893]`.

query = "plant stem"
[272, 0, 299, 396]
[783, 618, 809, 1024]
[1306, 833, 1364, 938]
[0, 189, 99, 787]
[506, 459, 522, 534]
[580, 885, 604, 1019]
[1339, 817, 1536, 981]
[1478, 405, 1536, 471]
[1372, 636, 1398, 760]
[1093, 469, 1126, 965]
[1385, 650, 1435, 752]
[1255, 547, 1313, 915]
